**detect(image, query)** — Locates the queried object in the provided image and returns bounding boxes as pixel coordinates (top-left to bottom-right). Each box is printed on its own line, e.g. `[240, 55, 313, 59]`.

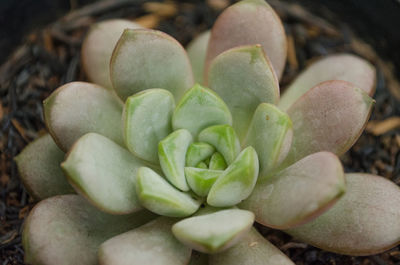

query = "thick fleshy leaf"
[279, 54, 376, 111]
[186, 142, 215, 167]
[208, 45, 280, 140]
[287, 173, 400, 255]
[243, 103, 292, 178]
[23, 195, 155, 265]
[172, 209, 254, 253]
[172, 84, 232, 137]
[44, 82, 123, 152]
[205, 0, 287, 80]
[187, 31, 210, 84]
[280, 80, 374, 168]
[123, 89, 175, 164]
[159, 129, 193, 191]
[61, 133, 144, 214]
[81, 19, 141, 89]
[99, 217, 192, 265]
[209, 228, 294, 265]
[197, 162, 208, 169]
[198, 125, 240, 165]
[207, 147, 259, 207]
[110, 29, 194, 101]
[136, 167, 201, 217]
[240, 152, 345, 229]
[209, 152, 227, 170]
[185, 167, 223, 197]
[15, 134, 74, 200]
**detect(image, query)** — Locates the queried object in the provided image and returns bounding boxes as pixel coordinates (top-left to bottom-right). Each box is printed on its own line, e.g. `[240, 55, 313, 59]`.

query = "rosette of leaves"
[15, 1, 400, 265]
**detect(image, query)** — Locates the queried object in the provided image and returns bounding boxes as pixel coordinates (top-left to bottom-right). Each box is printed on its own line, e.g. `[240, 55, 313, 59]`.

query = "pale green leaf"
[61, 133, 144, 214]
[209, 152, 227, 170]
[172, 84, 232, 137]
[110, 29, 194, 101]
[185, 167, 223, 197]
[243, 103, 292, 178]
[159, 129, 193, 191]
[15, 134, 74, 200]
[99, 217, 192, 265]
[208, 45, 280, 140]
[186, 142, 215, 167]
[23, 195, 155, 265]
[44, 82, 124, 152]
[81, 19, 141, 89]
[209, 228, 294, 265]
[207, 147, 259, 207]
[136, 167, 201, 217]
[198, 125, 240, 165]
[172, 209, 254, 253]
[187, 31, 210, 85]
[123, 89, 175, 164]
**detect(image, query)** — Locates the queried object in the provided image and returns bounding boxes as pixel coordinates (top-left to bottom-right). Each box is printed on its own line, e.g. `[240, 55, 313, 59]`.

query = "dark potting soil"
[1, 1, 400, 264]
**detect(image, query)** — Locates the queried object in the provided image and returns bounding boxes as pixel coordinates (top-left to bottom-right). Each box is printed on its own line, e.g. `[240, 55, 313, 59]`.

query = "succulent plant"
[15, 0, 400, 264]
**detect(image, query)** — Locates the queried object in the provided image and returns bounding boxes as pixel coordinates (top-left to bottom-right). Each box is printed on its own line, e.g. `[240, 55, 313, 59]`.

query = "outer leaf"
[110, 29, 194, 101]
[207, 147, 259, 207]
[172, 209, 254, 253]
[243, 103, 292, 178]
[208, 45, 280, 140]
[99, 217, 192, 265]
[15, 134, 74, 200]
[205, 0, 287, 80]
[44, 82, 124, 152]
[136, 167, 201, 217]
[159, 129, 193, 191]
[61, 133, 144, 214]
[209, 228, 294, 265]
[81, 19, 141, 89]
[186, 142, 215, 167]
[185, 167, 223, 197]
[280, 80, 374, 168]
[279, 54, 376, 111]
[198, 125, 240, 165]
[123, 89, 175, 164]
[172, 84, 232, 137]
[240, 152, 345, 229]
[187, 30, 210, 84]
[287, 173, 400, 255]
[23, 195, 155, 265]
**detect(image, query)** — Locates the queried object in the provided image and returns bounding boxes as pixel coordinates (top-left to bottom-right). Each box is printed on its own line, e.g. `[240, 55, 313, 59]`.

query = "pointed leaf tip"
[159, 129, 193, 191]
[287, 173, 400, 255]
[205, 0, 287, 80]
[281, 80, 374, 168]
[61, 133, 144, 214]
[81, 19, 142, 89]
[123, 89, 175, 164]
[240, 151, 345, 229]
[279, 53, 376, 110]
[137, 167, 201, 217]
[207, 146, 259, 207]
[172, 209, 254, 253]
[111, 29, 194, 101]
[208, 45, 280, 140]
[172, 84, 232, 137]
